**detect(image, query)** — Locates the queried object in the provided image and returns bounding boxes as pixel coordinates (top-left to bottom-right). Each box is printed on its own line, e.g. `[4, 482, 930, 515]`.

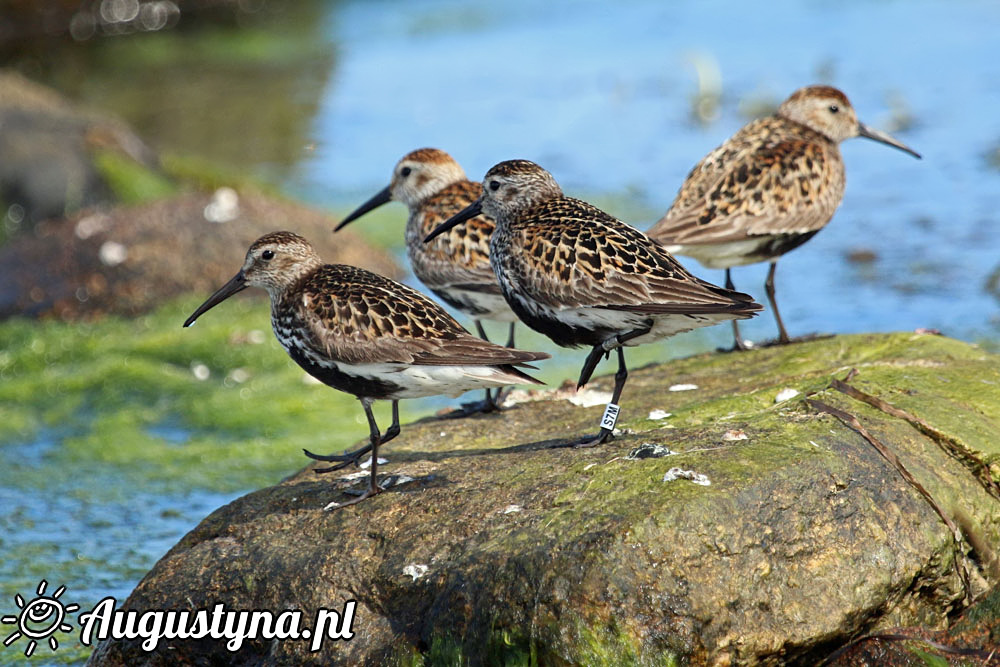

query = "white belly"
[663, 239, 775, 269]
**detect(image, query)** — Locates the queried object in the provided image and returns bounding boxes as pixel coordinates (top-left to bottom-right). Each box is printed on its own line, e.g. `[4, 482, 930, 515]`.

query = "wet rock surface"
[88, 333, 1000, 666]
[0, 189, 401, 321]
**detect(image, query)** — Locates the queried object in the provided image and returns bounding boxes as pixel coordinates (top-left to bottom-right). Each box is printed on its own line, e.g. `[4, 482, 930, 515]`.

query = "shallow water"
[3, 1, 1000, 663]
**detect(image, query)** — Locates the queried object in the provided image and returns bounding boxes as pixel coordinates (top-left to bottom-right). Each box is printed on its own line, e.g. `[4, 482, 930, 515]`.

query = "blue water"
[287, 0, 1000, 343]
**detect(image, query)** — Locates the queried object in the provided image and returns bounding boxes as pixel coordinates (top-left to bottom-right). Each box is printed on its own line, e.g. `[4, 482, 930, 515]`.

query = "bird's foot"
[304, 443, 373, 473]
[549, 428, 614, 449]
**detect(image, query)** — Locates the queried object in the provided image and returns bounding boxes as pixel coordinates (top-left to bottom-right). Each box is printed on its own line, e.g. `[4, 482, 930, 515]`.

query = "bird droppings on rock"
[648, 409, 672, 420]
[403, 564, 429, 581]
[775, 387, 800, 402]
[626, 443, 677, 460]
[669, 383, 699, 392]
[663, 467, 711, 485]
[722, 429, 749, 442]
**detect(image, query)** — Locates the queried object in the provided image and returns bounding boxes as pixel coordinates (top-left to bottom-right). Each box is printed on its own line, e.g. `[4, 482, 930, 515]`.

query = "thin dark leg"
[765, 261, 791, 344]
[488, 322, 518, 406]
[577, 324, 650, 390]
[381, 400, 401, 444]
[324, 400, 388, 508]
[306, 400, 398, 474]
[469, 321, 501, 412]
[577, 344, 609, 390]
[575, 347, 630, 448]
[725, 268, 748, 351]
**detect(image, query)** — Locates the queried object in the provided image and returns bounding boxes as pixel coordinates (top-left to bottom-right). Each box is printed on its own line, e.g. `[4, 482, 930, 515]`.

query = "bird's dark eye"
[261, 250, 275, 260]
[400, 167, 412, 177]
[828, 105, 839, 114]
[489, 180, 500, 191]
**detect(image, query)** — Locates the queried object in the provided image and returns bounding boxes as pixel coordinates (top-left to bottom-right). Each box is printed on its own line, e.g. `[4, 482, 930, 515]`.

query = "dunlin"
[335, 148, 518, 413]
[426, 160, 762, 446]
[183, 231, 549, 506]
[647, 85, 920, 348]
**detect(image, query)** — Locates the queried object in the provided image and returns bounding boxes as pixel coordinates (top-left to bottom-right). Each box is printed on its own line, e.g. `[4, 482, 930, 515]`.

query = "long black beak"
[423, 198, 483, 243]
[333, 185, 392, 232]
[183, 271, 248, 327]
[857, 122, 921, 159]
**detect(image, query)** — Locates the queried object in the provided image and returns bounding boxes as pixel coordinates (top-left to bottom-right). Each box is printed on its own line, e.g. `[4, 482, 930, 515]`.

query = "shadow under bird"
[425, 160, 763, 447]
[647, 85, 921, 349]
[334, 148, 518, 414]
[183, 231, 549, 507]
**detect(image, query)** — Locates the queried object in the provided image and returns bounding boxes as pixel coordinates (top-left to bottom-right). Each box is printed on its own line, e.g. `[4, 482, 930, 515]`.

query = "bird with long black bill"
[647, 85, 921, 349]
[183, 231, 549, 507]
[425, 160, 762, 447]
[334, 148, 518, 414]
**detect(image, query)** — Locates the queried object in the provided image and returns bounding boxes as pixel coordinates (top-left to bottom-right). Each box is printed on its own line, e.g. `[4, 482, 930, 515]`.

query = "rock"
[88, 333, 1000, 665]
[0, 189, 401, 320]
[0, 69, 162, 228]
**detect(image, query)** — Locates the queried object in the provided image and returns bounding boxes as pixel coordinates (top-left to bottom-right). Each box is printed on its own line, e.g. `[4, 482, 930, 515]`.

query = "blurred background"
[0, 0, 998, 662]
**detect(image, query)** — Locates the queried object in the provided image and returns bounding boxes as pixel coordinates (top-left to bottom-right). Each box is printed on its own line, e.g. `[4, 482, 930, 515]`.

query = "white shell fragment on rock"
[402, 564, 428, 580]
[567, 389, 613, 407]
[775, 388, 800, 403]
[663, 467, 711, 486]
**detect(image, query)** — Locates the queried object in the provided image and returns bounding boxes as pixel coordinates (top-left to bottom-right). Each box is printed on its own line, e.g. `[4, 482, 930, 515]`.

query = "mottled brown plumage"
[647, 85, 920, 347]
[336, 148, 512, 320]
[183, 231, 548, 506]
[425, 160, 762, 446]
[336, 148, 518, 413]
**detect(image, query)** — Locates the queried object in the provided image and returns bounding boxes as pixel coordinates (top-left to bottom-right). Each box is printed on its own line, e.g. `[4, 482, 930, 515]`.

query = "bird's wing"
[648, 121, 844, 246]
[502, 198, 759, 314]
[294, 265, 546, 367]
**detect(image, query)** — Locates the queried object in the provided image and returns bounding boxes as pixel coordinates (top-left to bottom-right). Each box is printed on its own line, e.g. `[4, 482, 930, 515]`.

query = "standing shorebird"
[425, 160, 762, 447]
[183, 232, 549, 506]
[334, 148, 517, 414]
[647, 85, 921, 349]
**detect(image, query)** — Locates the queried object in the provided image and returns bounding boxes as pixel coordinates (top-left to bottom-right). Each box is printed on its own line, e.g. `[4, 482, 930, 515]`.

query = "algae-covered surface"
[84, 332, 1000, 666]
[0, 288, 716, 665]
[0, 296, 410, 665]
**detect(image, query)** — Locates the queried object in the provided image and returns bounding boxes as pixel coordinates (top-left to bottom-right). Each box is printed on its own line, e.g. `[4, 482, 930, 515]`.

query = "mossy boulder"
[88, 333, 1000, 665]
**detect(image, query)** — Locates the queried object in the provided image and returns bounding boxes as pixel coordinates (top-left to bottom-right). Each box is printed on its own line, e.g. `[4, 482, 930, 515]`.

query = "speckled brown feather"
[493, 196, 760, 313]
[279, 263, 542, 367]
[647, 116, 845, 246]
[406, 179, 501, 295]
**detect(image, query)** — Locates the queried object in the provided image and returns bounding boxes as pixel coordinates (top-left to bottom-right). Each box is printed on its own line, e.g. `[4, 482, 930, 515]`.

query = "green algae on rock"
[88, 333, 1000, 666]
